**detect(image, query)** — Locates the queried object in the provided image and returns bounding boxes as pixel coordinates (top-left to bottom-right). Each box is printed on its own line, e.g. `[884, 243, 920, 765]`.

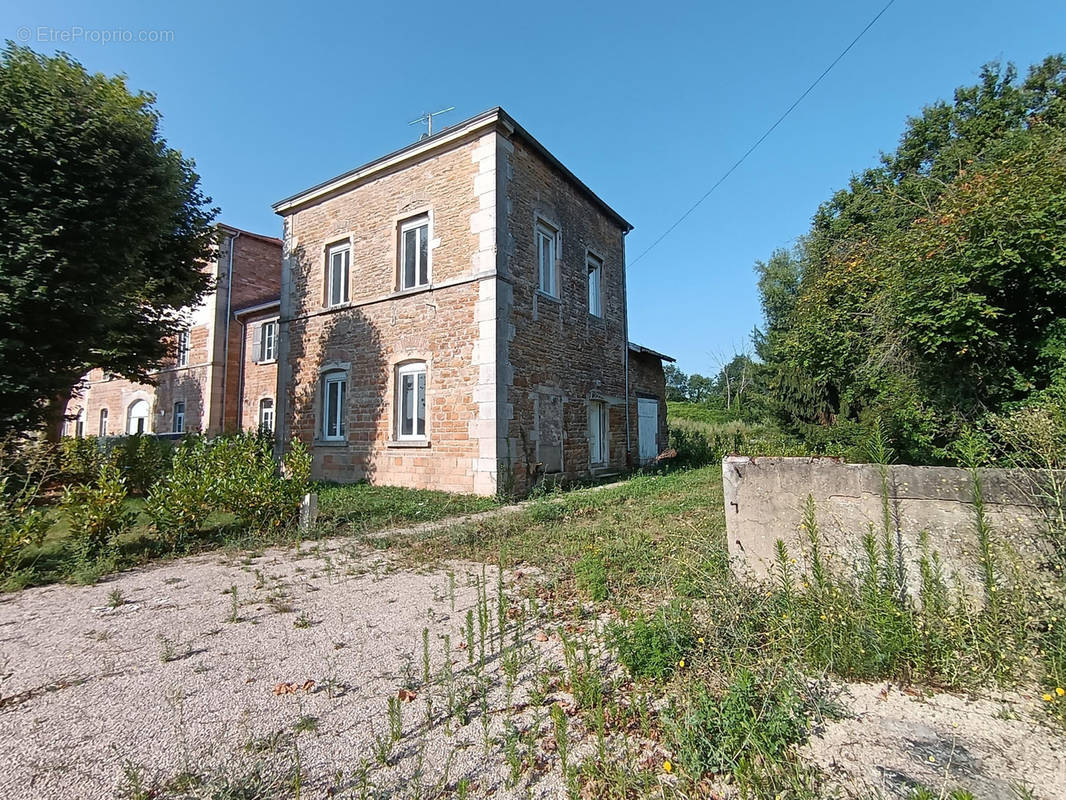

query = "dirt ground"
[2, 531, 1065, 799]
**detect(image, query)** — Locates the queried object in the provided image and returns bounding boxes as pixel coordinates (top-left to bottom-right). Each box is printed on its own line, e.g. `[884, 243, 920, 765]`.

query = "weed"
[293, 611, 312, 629]
[107, 588, 126, 608]
[607, 602, 695, 681]
[293, 715, 319, 734]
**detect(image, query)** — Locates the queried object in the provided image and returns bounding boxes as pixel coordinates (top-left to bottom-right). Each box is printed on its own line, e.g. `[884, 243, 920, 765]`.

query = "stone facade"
[275, 108, 670, 495]
[65, 226, 282, 437]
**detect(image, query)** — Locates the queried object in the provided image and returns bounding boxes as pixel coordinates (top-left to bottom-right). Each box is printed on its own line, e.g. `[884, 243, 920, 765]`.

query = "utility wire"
[626, 0, 898, 270]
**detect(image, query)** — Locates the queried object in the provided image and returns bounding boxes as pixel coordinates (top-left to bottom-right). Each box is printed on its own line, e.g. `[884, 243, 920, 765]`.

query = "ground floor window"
[99, 408, 108, 437]
[322, 373, 347, 440]
[127, 399, 149, 435]
[173, 401, 185, 433]
[396, 362, 427, 439]
[74, 408, 85, 438]
[259, 397, 275, 433]
[589, 400, 607, 465]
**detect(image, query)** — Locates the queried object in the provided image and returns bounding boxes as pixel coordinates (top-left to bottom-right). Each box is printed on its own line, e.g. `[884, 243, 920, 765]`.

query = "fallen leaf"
[398, 688, 417, 702]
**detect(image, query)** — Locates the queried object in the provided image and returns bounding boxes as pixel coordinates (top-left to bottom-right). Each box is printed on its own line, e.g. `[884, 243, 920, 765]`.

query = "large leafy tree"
[0, 44, 217, 436]
[755, 55, 1066, 460]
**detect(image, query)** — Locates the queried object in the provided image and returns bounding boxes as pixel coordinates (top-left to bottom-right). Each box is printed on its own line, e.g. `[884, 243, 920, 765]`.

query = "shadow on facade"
[285, 251, 387, 484]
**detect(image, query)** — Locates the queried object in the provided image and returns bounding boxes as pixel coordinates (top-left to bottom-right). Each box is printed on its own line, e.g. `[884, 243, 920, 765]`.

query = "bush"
[0, 436, 55, 576]
[59, 436, 107, 485]
[111, 435, 173, 495]
[669, 668, 809, 779]
[607, 602, 695, 681]
[61, 463, 135, 563]
[146, 434, 311, 548]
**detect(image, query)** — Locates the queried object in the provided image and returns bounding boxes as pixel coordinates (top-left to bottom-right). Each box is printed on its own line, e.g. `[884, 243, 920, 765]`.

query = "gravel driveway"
[0, 535, 584, 799]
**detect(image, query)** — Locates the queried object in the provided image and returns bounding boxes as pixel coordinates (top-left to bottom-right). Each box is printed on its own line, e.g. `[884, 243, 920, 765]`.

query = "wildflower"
[1057, 687, 1065, 697]
[678, 659, 685, 669]
[662, 760, 673, 773]
[1044, 694, 1054, 702]
[697, 637, 705, 644]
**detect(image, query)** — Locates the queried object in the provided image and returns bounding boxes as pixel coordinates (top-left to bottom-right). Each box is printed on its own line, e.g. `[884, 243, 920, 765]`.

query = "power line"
[626, 0, 898, 270]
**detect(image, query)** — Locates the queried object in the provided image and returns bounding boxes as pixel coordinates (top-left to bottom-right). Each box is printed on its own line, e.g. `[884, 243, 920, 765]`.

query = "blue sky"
[4, 0, 1065, 375]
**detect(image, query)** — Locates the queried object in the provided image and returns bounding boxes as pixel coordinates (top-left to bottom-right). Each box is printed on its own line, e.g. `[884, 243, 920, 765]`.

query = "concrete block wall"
[723, 456, 1056, 601]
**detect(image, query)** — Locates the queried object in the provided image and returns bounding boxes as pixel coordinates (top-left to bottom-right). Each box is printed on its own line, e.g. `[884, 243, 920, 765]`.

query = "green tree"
[664, 363, 690, 402]
[0, 45, 217, 436]
[755, 54, 1066, 460]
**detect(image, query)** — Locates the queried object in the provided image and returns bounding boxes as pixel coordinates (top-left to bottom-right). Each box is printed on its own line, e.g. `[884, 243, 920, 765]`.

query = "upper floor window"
[173, 401, 185, 434]
[255, 320, 278, 363]
[259, 397, 275, 433]
[177, 328, 191, 367]
[396, 362, 427, 440]
[536, 220, 559, 298]
[322, 371, 347, 440]
[587, 253, 603, 317]
[326, 243, 350, 307]
[399, 215, 430, 290]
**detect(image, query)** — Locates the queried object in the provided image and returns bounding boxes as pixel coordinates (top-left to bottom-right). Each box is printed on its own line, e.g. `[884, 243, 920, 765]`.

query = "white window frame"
[321, 372, 347, 441]
[177, 328, 191, 367]
[399, 214, 431, 290]
[172, 401, 185, 434]
[99, 408, 108, 437]
[326, 243, 351, 308]
[536, 220, 559, 298]
[589, 400, 608, 466]
[258, 320, 279, 363]
[258, 397, 275, 433]
[587, 251, 603, 317]
[75, 408, 86, 439]
[127, 399, 150, 435]
[395, 362, 428, 441]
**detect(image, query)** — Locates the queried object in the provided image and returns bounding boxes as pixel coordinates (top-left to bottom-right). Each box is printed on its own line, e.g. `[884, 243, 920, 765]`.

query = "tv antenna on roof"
[409, 107, 455, 139]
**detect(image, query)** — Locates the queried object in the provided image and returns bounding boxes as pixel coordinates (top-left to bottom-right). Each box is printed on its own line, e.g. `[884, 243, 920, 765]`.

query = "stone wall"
[499, 134, 630, 491]
[723, 456, 1055, 599]
[279, 135, 486, 492]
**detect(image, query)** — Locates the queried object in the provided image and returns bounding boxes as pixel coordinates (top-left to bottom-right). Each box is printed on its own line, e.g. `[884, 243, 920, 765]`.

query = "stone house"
[65, 224, 282, 437]
[274, 107, 672, 496]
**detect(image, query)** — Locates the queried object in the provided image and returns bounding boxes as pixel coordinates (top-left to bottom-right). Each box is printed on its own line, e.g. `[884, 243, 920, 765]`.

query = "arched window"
[126, 399, 150, 435]
[395, 361, 427, 440]
[258, 397, 275, 433]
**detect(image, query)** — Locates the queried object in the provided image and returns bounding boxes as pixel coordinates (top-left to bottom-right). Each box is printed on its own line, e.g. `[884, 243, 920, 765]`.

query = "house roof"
[628, 342, 676, 363]
[232, 299, 281, 319]
[218, 223, 284, 246]
[272, 107, 632, 232]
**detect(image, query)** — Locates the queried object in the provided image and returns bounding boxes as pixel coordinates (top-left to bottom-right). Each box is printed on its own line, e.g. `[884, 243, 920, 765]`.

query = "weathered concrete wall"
[723, 456, 1055, 599]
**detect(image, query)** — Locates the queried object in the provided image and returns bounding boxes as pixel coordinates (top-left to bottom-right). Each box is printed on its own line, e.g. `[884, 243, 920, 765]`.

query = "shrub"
[61, 464, 135, 563]
[145, 435, 213, 547]
[111, 435, 173, 495]
[607, 602, 695, 681]
[669, 667, 809, 779]
[0, 436, 55, 575]
[147, 434, 311, 547]
[59, 436, 107, 485]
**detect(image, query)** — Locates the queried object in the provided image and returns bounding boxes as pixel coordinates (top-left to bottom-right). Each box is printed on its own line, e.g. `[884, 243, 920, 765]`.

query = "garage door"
[637, 398, 659, 464]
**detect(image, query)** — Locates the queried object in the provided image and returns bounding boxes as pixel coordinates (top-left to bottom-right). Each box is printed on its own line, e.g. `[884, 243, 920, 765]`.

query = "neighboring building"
[65, 225, 282, 437]
[274, 107, 672, 496]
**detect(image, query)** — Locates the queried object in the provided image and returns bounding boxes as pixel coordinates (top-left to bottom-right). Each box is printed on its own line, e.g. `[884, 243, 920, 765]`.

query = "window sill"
[313, 438, 348, 448]
[387, 439, 431, 449]
[325, 301, 351, 311]
[255, 358, 278, 366]
[536, 290, 561, 304]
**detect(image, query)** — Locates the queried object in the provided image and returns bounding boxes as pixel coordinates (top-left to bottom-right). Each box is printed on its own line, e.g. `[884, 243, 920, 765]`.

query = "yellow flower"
[678, 659, 685, 668]
[1057, 687, 1065, 696]
[698, 637, 705, 644]
[663, 760, 673, 773]
[1043, 694, 1054, 702]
